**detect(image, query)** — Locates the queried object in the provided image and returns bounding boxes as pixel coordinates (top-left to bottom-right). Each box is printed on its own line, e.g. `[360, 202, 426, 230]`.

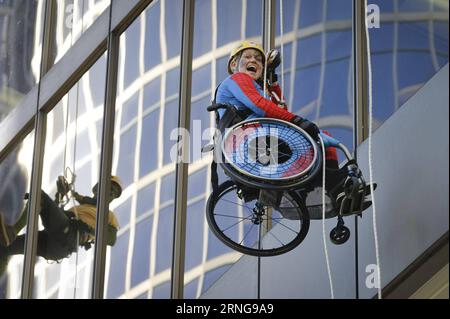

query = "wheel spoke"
[221, 213, 253, 233]
[271, 218, 301, 235]
[220, 197, 254, 215]
[213, 212, 252, 220]
[267, 226, 285, 246]
[239, 223, 256, 246]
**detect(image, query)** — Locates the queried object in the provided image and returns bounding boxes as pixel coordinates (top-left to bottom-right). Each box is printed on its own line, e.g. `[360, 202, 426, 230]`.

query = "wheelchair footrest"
[337, 183, 376, 216]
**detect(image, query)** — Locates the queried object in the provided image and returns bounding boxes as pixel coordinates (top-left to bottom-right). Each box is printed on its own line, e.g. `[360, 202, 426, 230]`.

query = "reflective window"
[326, 31, 352, 61]
[136, 183, 156, 217]
[296, 35, 321, 68]
[326, 0, 352, 20]
[163, 100, 179, 165]
[144, 1, 162, 71]
[187, 169, 207, 200]
[123, 18, 141, 88]
[152, 280, 170, 298]
[217, 0, 242, 47]
[246, 0, 263, 38]
[115, 197, 131, 228]
[115, 126, 137, 188]
[106, 231, 129, 298]
[165, 0, 182, 59]
[37, 53, 107, 299]
[184, 278, 199, 299]
[160, 173, 175, 205]
[0, 133, 33, 299]
[368, 0, 449, 129]
[299, 0, 323, 28]
[185, 200, 205, 271]
[155, 205, 173, 273]
[0, 0, 44, 126]
[276, 0, 296, 36]
[192, 64, 211, 97]
[143, 78, 161, 112]
[131, 216, 153, 287]
[194, 0, 212, 58]
[292, 66, 321, 117]
[121, 93, 139, 129]
[54, 0, 110, 63]
[139, 110, 160, 177]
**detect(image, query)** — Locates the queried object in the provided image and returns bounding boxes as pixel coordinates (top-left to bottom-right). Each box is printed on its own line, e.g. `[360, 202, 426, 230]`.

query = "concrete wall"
[202, 64, 449, 299]
[357, 64, 449, 298]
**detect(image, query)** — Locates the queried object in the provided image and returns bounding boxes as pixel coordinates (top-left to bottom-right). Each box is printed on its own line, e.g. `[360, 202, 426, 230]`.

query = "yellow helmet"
[227, 41, 265, 75]
[92, 175, 123, 198]
[110, 175, 123, 197]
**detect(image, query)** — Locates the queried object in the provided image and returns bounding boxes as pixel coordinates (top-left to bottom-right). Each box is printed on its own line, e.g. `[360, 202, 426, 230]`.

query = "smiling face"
[230, 48, 264, 81]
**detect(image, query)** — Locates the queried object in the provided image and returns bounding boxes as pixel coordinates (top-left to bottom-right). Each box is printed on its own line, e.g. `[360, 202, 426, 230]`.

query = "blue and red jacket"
[216, 72, 295, 121]
[216, 72, 338, 161]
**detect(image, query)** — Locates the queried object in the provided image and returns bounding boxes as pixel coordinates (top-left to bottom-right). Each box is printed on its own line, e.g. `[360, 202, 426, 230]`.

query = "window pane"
[368, 0, 449, 130]
[54, 0, 110, 63]
[0, 0, 44, 128]
[38, 54, 107, 299]
[112, 1, 182, 298]
[0, 132, 34, 299]
[131, 216, 153, 287]
[217, 0, 242, 47]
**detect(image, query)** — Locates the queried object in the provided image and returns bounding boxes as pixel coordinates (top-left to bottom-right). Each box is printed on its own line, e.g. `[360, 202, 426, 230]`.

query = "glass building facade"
[0, 0, 448, 299]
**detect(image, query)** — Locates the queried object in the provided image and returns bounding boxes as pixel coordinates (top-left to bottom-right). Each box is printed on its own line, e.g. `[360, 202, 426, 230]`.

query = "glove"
[267, 49, 281, 70]
[291, 116, 320, 139]
[267, 49, 281, 84]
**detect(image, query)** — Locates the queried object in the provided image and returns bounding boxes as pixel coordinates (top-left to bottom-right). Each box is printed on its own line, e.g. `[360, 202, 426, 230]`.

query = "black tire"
[206, 180, 310, 257]
[329, 226, 351, 245]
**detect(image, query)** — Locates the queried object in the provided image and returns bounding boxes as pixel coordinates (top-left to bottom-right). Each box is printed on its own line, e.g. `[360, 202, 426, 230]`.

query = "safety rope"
[364, 0, 382, 299]
[263, 55, 268, 99]
[318, 135, 335, 299]
[279, 0, 285, 96]
[60, 0, 84, 298]
[276, 0, 337, 299]
[71, 0, 86, 298]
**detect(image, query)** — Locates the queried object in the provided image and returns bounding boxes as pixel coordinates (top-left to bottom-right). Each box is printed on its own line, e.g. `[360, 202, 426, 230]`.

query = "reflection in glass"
[369, 0, 449, 129]
[20, 53, 108, 299]
[0, 0, 44, 125]
[54, 0, 110, 63]
[107, 0, 184, 298]
[0, 133, 34, 299]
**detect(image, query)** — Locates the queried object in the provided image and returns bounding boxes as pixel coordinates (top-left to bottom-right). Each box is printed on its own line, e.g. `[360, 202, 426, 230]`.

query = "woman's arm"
[227, 73, 295, 120]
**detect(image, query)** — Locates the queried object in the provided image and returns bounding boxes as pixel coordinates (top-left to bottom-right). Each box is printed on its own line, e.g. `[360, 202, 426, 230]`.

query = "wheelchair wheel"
[220, 118, 322, 190]
[206, 180, 310, 257]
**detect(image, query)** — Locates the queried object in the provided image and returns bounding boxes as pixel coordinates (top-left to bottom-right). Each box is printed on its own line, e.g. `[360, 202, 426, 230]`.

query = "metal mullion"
[171, 0, 195, 300]
[21, 0, 55, 299]
[352, 0, 369, 300]
[91, 2, 120, 300]
[262, 0, 276, 51]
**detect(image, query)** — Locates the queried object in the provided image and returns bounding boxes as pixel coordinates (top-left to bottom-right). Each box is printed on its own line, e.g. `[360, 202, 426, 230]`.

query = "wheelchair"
[205, 115, 374, 257]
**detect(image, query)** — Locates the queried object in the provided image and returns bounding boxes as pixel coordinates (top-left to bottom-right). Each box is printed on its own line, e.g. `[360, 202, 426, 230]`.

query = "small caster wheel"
[330, 226, 350, 245]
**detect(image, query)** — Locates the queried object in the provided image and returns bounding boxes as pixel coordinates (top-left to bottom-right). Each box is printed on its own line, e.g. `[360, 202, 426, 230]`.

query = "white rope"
[263, 56, 268, 99]
[364, 0, 382, 299]
[66, 0, 85, 298]
[318, 134, 334, 299]
[279, 0, 285, 96]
